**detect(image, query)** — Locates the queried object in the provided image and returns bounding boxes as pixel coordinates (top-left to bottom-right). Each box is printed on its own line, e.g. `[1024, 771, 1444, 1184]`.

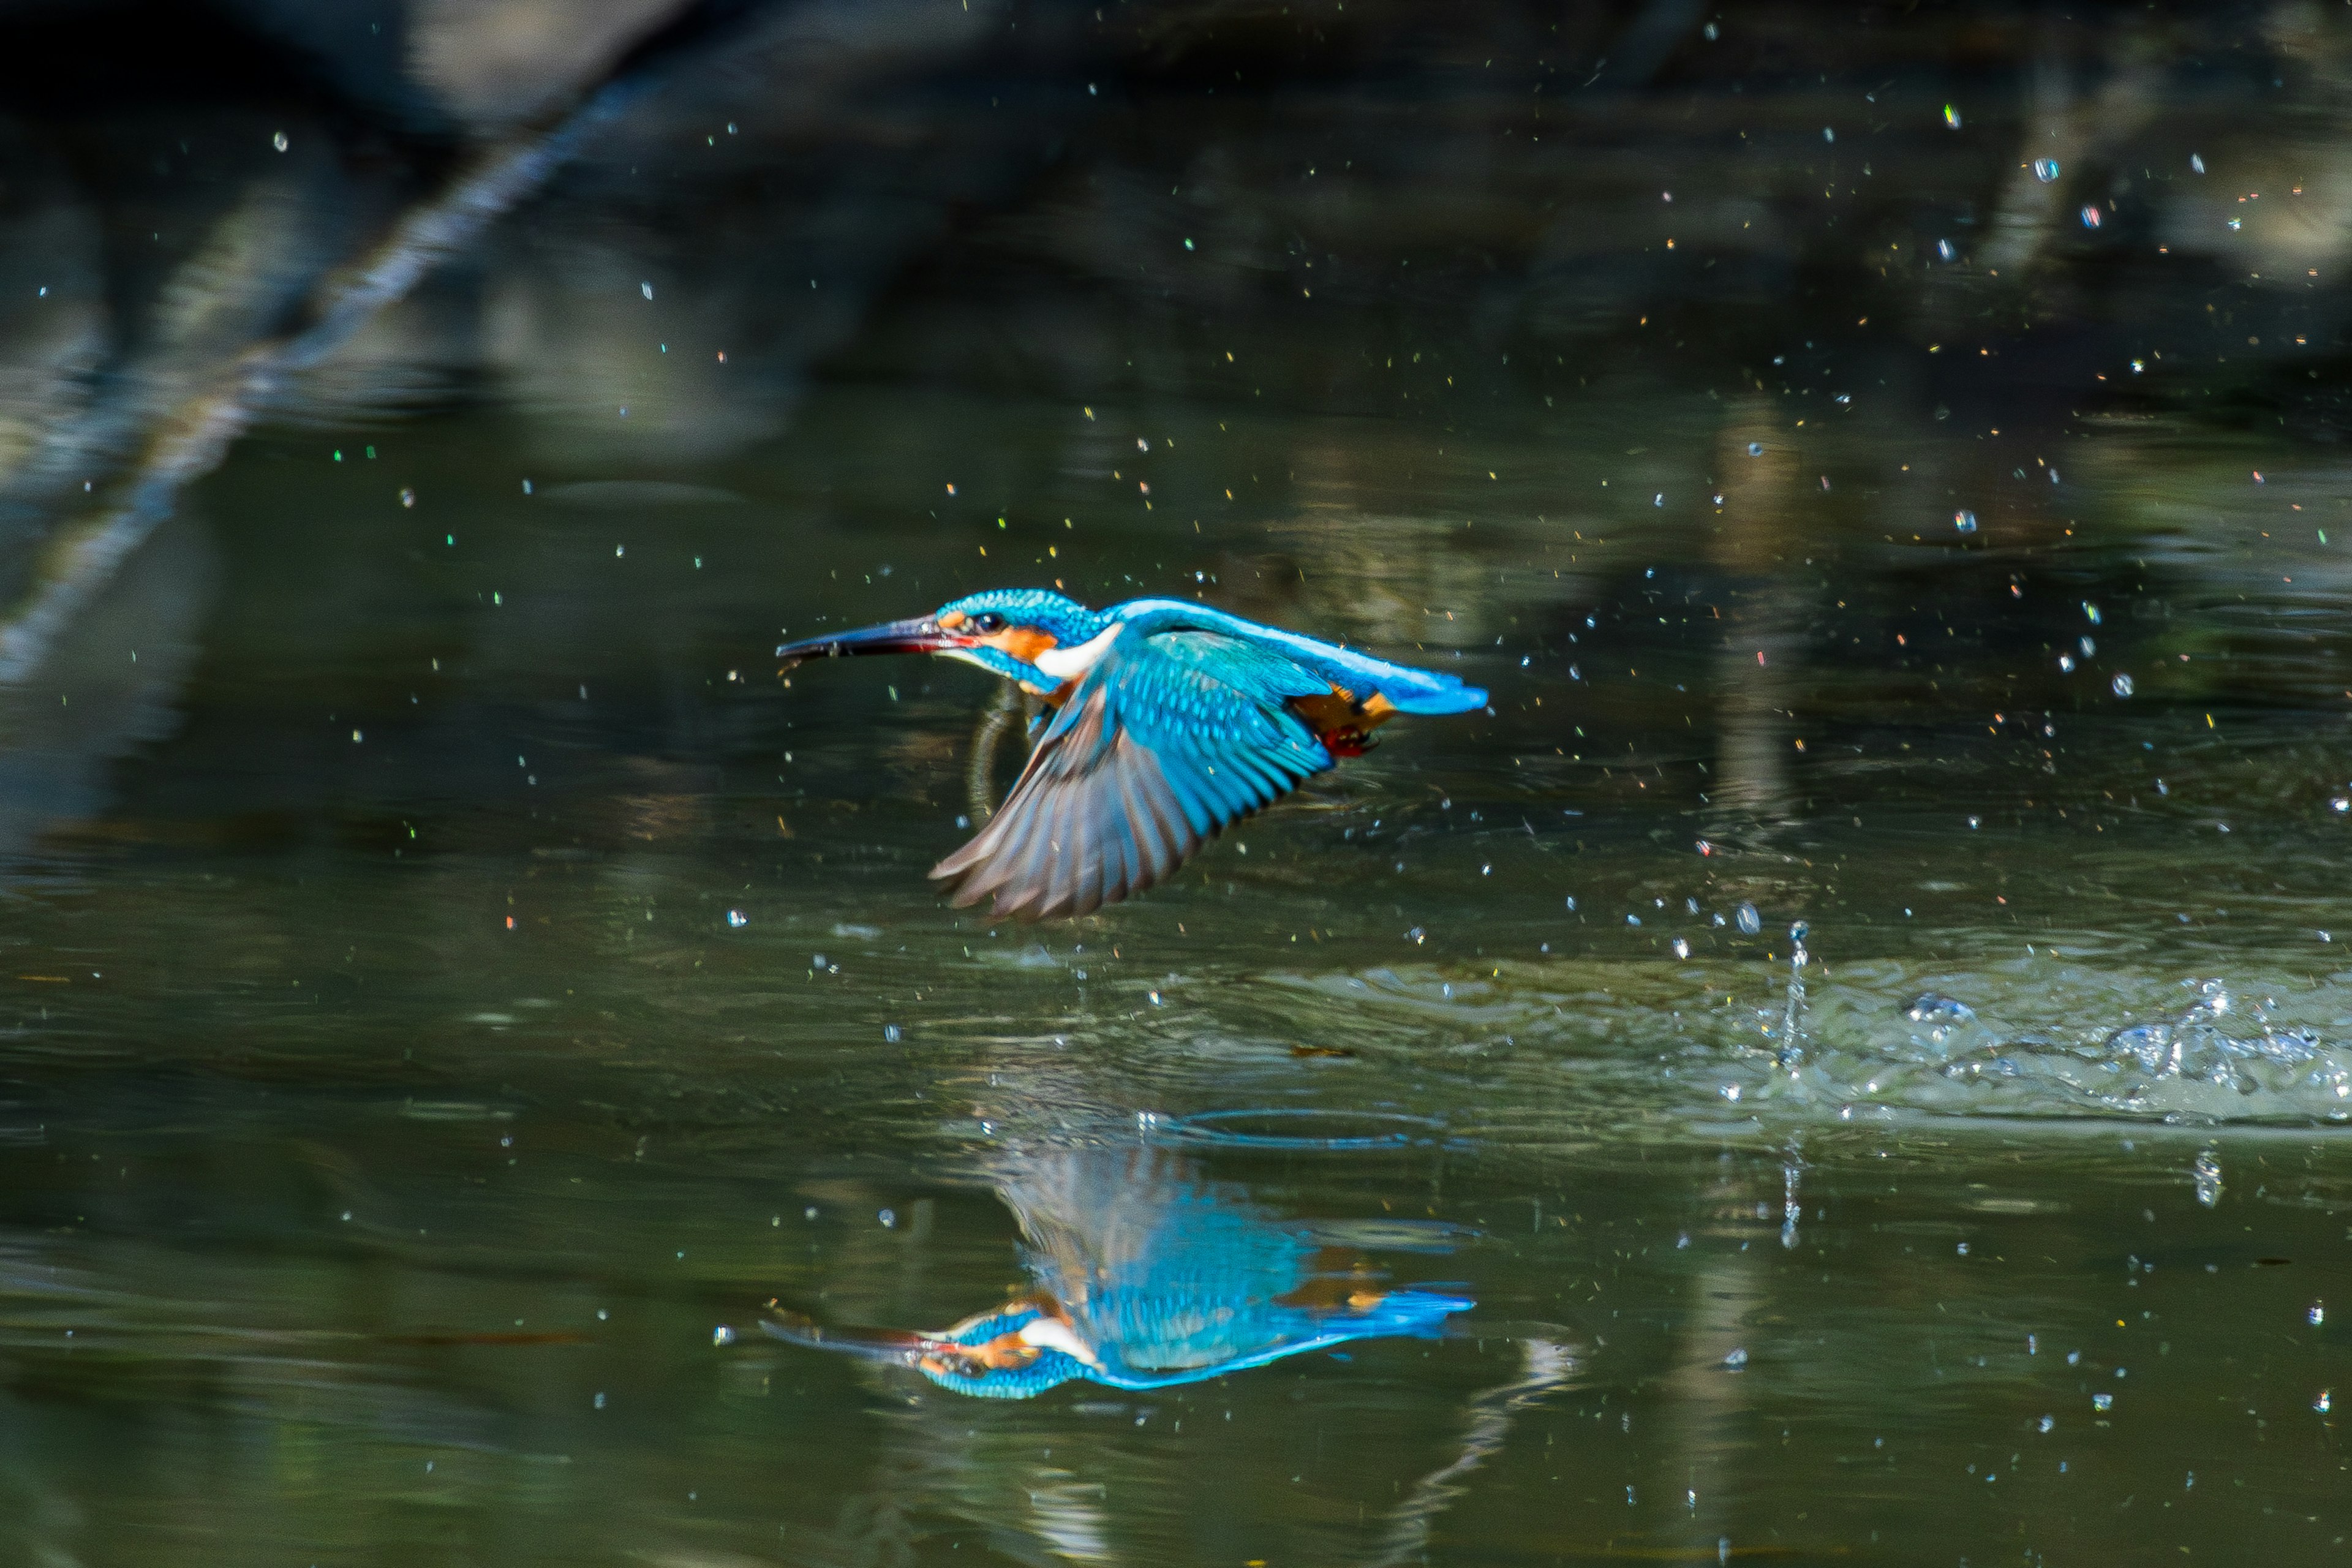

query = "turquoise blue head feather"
[776, 588, 1489, 919]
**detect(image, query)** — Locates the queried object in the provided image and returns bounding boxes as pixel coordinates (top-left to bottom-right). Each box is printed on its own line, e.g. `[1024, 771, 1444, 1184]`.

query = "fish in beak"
[776, 615, 968, 673]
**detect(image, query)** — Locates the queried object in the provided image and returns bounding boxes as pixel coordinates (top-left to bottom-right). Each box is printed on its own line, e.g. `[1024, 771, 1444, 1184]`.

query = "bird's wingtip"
[1389, 683, 1488, 715]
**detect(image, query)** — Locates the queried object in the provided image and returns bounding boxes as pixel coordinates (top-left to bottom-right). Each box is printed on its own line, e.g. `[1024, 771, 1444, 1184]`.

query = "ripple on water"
[1235, 958, 2352, 1129]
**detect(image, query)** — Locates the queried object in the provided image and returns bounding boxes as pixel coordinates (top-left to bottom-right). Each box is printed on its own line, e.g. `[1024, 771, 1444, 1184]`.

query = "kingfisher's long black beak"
[777, 616, 965, 671]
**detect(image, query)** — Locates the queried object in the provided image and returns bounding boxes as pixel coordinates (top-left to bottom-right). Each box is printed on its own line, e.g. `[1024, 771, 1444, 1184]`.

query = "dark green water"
[1, 3, 2349, 1563]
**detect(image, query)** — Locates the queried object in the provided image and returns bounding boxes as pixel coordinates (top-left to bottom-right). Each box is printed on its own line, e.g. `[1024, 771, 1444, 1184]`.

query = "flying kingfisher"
[775, 589, 1487, 921]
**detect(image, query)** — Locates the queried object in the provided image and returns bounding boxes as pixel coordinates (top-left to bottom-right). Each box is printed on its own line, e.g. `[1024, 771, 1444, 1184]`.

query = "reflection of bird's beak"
[777, 616, 967, 673]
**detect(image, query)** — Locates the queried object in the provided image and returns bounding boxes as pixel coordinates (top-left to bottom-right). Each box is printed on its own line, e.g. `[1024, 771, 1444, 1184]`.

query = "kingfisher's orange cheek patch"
[984, 627, 1059, 664]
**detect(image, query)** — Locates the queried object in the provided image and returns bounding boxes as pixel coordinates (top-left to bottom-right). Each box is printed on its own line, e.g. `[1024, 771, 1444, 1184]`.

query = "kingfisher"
[775, 589, 1487, 920]
[759, 1145, 1473, 1398]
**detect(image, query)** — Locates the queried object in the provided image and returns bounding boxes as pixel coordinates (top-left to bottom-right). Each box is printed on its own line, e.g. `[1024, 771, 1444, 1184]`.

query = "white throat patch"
[1031, 623, 1122, 681]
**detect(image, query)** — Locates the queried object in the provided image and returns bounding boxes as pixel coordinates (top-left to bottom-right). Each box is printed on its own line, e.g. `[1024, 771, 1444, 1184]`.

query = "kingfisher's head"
[901, 1302, 1093, 1400]
[777, 589, 1109, 689]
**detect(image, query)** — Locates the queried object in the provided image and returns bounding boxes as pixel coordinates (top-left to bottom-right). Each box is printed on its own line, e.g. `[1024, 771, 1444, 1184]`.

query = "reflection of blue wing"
[1078, 1290, 1473, 1392]
[1005, 1147, 1471, 1390]
[761, 1147, 1474, 1401]
[932, 628, 1335, 919]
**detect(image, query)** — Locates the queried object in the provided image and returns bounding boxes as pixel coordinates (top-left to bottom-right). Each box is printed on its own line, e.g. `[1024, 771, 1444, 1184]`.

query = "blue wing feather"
[1109, 599, 1488, 714]
[932, 625, 1334, 919]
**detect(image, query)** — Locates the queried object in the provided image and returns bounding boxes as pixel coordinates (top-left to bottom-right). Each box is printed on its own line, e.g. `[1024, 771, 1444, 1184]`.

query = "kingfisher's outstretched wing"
[932, 627, 1334, 919]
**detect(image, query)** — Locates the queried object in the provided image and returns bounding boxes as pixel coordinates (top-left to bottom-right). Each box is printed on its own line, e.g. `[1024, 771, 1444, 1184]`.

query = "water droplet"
[1722, 1347, 1749, 1369]
[1735, 903, 1762, 935]
[712, 1325, 735, 1346]
[2092, 1393, 2113, 1411]
[2309, 1304, 2326, 1326]
[1406, 927, 1427, 945]
[399, 488, 415, 508]
[2193, 1149, 2223, 1207]
[1954, 510, 1977, 533]
[2033, 157, 2061, 183]
[725, 910, 747, 928]
[2058, 654, 2076, 673]
[2038, 1415, 2054, 1432]
[2080, 205, 2102, 228]
[883, 1024, 902, 1043]
[1822, 126, 1835, 143]
[2317, 1390, 2332, 1412]
[1937, 238, 1956, 261]
[878, 1208, 895, 1229]
[1943, 104, 1962, 129]
[2112, 674, 2135, 697]
[1672, 938, 1691, 959]
[271, 130, 288, 152]
[1747, 442, 1764, 456]
[1967, 816, 1980, 828]
[640, 282, 653, 300]
[2190, 153, 2206, 174]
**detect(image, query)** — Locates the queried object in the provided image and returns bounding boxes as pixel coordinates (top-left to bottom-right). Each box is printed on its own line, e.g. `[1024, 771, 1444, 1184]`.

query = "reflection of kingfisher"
[761, 1147, 1472, 1398]
[774, 589, 1487, 919]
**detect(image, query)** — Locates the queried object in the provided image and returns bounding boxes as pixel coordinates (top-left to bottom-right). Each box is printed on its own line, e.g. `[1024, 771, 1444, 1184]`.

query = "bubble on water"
[2033, 157, 2061, 183]
[1954, 510, 1977, 532]
[2112, 674, 2135, 698]
[2193, 1149, 2223, 1207]
[1735, 903, 1762, 935]
[1673, 938, 1691, 959]
[1906, 993, 1975, 1024]
[1722, 1347, 1749, 1369]
[725, 909, 747, 928]
[2092, 1393, 2113, 1411]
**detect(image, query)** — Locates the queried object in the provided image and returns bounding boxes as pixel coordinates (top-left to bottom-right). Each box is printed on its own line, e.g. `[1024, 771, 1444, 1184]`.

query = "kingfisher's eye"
[973, 612, 1005, 633]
